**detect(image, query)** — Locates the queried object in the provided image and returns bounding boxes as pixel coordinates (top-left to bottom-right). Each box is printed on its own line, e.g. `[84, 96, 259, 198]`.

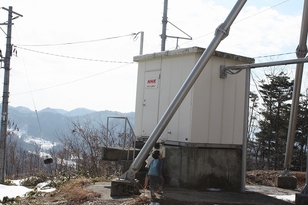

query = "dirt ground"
[246, 170, 306, 189]
[17, 170, 306, 205]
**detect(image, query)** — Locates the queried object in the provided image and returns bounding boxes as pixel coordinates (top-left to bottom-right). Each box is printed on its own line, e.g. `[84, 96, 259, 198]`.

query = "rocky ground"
[16, 170, 306, 205]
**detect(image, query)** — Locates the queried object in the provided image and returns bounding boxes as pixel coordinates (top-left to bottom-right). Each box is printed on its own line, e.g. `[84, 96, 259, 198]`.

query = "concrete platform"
[295, 193, 308, 205]
[86, 182, 298, 204]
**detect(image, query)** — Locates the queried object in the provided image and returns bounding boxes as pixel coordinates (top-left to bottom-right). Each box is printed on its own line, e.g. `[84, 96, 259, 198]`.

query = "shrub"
[20, 173, 48, 187]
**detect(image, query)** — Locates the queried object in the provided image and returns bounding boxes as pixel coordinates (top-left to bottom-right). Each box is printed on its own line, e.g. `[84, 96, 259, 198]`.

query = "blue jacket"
[147, 158, 163, 176]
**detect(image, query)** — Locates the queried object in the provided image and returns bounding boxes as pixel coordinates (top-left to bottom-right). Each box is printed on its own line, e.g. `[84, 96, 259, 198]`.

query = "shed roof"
[133, 46, 255, 64]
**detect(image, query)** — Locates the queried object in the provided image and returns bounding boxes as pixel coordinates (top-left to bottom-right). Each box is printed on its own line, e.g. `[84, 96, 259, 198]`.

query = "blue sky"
[0, 0, 306, 112]
[211, 0, 302, 15]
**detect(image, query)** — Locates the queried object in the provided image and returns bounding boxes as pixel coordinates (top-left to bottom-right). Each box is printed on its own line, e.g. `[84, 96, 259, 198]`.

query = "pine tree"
[255, 72, 293, 170]
[247, 91, 260, 170]
[292, 94, 308, 171]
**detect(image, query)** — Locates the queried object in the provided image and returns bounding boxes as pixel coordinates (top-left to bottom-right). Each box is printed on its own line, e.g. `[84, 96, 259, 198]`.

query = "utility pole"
[139, 31, 144, 55]
[160, 0, 192, 51]
[161, 0, 168, 51]
[0, 6, 22, 184]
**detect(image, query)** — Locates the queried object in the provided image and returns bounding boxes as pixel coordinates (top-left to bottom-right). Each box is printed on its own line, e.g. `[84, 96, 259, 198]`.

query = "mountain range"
[5, 106, 135, 152]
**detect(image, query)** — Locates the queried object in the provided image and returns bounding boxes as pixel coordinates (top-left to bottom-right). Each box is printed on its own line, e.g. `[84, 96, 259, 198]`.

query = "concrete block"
[275, 175, 297, 189]
[165, 147, 242, 191]
[102, 147, 140, 161]
[110, 180, 140, 196]
[295, 193, 308, 205]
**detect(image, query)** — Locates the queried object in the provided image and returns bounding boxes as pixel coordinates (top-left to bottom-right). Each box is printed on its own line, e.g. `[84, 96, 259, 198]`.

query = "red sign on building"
[146, 78, 158, 88]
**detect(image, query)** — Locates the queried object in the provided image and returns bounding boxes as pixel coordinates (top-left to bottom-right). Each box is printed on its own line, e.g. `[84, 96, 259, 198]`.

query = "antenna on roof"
[160, 0, 192, 51]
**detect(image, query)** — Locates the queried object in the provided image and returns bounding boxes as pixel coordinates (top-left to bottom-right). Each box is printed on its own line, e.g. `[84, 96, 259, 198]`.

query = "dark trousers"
[149, 175, 164, 189]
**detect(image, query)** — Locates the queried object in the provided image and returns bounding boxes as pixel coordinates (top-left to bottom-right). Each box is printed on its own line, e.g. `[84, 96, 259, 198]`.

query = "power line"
[15, 33, 137, 47]
[10, 31, 138, 99]
[13, 33, 141, 63]
[11, 62, 135, 96]
[234, 0, 290, 24]
[14, 46, 134, 64]
[13, 25, 44, 139]
[177, 0, 290, 48]
[253, 52, 295, 59]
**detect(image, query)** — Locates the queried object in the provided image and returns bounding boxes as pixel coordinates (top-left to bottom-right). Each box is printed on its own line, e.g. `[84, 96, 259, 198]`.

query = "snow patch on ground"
[0, 180, 56, 200]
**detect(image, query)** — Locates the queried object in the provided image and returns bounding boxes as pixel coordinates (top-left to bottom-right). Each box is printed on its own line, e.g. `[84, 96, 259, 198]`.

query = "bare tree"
[55, 117, 115, 177]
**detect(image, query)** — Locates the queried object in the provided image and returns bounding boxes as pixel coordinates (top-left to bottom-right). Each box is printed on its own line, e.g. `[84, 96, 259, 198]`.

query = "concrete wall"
[163, 146, 242, 191]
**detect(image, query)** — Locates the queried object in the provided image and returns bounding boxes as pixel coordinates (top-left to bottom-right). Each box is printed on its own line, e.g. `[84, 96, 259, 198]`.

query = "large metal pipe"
[284, 0, 308, 170]
[120, 0, 247, 181]
[223, 57, 308, 70]
[241, 66, 250, 192]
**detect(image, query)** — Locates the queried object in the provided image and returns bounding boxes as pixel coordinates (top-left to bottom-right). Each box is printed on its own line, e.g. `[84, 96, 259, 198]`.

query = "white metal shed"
[133, 47, 254, 147]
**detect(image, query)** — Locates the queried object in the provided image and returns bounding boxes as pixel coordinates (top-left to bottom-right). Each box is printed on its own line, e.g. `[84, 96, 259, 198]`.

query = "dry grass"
[18, 177, 101, 205]
[59, 177, 101, 203]
[246, 170, 306, 189]
[121, 195, 151, 205]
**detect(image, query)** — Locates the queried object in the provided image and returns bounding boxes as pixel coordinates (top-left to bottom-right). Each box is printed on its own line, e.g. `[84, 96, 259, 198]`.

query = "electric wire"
[253, 52, 295, 59]
[15, 33, 137, 47]
[12, 24, 44, 138]
[0, 27, 6, 35]
[225, 68, 243, 75]
[13, 32, 140, 63]
[14, 46, 134, 64]
[224, 51, 296, 76]
[234, 0, 290, 24]
[11, 62, 135, 96]
[176, 0, 291, 51]
[8, 31, 139, 99]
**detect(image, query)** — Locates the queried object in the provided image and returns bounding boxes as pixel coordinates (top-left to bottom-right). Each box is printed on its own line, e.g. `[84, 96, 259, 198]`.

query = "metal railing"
[106, 116, 137, 161]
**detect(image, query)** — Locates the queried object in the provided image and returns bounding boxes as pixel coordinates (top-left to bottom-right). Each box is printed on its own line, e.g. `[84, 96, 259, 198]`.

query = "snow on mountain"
[5, 106, 135, 152]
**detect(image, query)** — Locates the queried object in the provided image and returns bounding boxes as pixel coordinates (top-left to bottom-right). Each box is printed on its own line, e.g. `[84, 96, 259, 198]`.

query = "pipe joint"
[215, 23, 230, 40]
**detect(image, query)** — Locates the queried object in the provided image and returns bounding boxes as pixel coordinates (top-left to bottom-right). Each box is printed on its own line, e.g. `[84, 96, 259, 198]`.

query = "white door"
[141, 71, 161, 137]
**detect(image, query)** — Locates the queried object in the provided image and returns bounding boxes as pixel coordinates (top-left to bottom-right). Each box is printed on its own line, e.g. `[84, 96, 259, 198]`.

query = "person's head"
[154, 142, 160, 149]
[152, 150, 160, 159]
